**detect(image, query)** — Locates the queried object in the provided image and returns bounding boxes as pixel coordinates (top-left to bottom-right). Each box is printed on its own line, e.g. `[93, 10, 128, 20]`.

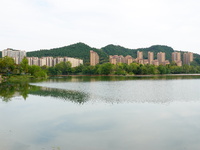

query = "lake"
[0, 76, 200, 150]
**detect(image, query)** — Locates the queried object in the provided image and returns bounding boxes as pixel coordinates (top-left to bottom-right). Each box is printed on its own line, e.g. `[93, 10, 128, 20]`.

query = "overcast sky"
[0, 0, 200, 53]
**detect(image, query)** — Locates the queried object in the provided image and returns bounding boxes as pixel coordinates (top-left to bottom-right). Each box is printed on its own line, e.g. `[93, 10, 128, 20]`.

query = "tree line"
[48, 61, 200, 76]
[0, 56, 47, 78]
[1, 56, 200, 78]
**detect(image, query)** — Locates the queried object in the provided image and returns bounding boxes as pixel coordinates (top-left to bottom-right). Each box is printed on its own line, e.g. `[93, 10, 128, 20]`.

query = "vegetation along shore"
[1, 42, 200, 82]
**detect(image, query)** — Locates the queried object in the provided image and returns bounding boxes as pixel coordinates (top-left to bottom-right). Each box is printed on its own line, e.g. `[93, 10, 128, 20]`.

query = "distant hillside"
[27, 43, 109, 64]
[1, 43, 200, 65]
[101, 45, 174, 61]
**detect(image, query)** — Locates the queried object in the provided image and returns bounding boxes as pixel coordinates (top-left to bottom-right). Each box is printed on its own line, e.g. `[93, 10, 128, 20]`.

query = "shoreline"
[50, 74, 200, 77]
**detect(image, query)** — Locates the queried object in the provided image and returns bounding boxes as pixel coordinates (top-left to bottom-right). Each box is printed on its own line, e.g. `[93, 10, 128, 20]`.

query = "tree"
[28, 65, 41, 76]
[55, 61, 72, 75]
[158, 65, 167, 74]
[128, 63, 138, 74]
[20, 57, 29, 74]
[0, 56, 15, 74]
[98, 63, 114, 75]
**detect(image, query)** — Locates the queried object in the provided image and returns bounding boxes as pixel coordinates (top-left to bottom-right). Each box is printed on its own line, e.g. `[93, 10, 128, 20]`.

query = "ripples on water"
[30, 76, 200, 104]
[1, 76, 200, 150]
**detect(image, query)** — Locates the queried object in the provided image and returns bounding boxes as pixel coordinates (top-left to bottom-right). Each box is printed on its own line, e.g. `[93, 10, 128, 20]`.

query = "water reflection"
[1, 76, 200, 105]
[0, 82, 88, 104]
[31, 76, 200, 105]
[0, 82, 39, 102]
[48, 75, 200, 82]
[29, 87, 88, 104]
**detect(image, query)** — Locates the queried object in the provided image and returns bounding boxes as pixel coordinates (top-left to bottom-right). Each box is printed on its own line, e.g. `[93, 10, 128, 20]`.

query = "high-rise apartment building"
[183, 52, 193, 65]
[148, 52, 154, 64]
[157, 52, 165, 65]
[172, 52, 181, 62]
[137, 51, 143, 59]
[137, 51, 143, 63]
[172, 52, 182, 66]
[90, 50, 99, 66]
[125, 55, 134, 65]
[2, 48, 26, 64]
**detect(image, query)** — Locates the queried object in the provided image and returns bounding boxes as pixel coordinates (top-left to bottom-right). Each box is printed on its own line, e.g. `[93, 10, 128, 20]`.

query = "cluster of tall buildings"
[2, 48, 83, 67]
[109, 51, 170, 66]
[183, 52, 193, 65]
[27, 57, 83, 67]
[109, 51, 193, 66]
[1, 48, 194, 67]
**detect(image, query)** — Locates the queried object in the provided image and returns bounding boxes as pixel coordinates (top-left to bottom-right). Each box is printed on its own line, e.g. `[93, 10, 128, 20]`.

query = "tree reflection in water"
[0, 82, 88, 104]
[30, 87, 89, 104]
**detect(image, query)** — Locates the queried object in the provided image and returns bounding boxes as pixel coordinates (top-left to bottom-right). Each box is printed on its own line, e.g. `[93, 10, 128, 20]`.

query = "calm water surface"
[0, 76, 200, 150]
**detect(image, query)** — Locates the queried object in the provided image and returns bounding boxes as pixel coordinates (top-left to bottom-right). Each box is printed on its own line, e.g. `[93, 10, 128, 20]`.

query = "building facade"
[27, 57, 83, 67]
[172, 52, 182, 66]
[148, 52, 154, 64]
[90, 50, 99, 66]
[137, 51, 143, 59]
[109, 55, 135, 65]
[183, 52, 193, 65]
[157, 52, 165, 65]
[2, 48, 26, 64]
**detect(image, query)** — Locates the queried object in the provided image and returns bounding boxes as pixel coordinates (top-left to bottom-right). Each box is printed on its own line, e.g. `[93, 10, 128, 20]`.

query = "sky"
[0, 0, 200, 54]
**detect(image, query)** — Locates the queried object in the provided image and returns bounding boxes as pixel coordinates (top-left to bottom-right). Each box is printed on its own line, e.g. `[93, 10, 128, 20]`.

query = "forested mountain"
[26, 43, 176, 63]
[1, 42, 200, 65]
[101, 45, 174, 61]
[101, 44, 200, 65]
[27, 43, 109, 64]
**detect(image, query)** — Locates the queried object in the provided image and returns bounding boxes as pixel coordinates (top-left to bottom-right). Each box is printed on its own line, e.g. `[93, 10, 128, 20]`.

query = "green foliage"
[48, 67, 61, 75]
[47, 61, 200, 76]
[0, 56, 15, 74]
[34, 70, 47, 78]
[102, 44, 137, 57]
[20, 57, 29, 73]
[158, 65, 167, 74]
[28, 65, 47, 78]
[73, 64, 85, 74]
[98, 63, 114, 75]
[82, 66, 97, 75]
[101, 45, 174, 61]
[55, 61, 72, 75]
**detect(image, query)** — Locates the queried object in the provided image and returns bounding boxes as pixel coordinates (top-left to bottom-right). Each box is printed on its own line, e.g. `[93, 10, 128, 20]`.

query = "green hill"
[101, 44, 200, 65]
[1, 43, 200, 65]
[101, 44, 174, 61]
[27, 42, 109, 64]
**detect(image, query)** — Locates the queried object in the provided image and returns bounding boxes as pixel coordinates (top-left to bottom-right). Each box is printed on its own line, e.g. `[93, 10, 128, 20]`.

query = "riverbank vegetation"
[1, 56, 200, 82]
[0, 56, 47, 81]
[48, 62, 200, 76]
